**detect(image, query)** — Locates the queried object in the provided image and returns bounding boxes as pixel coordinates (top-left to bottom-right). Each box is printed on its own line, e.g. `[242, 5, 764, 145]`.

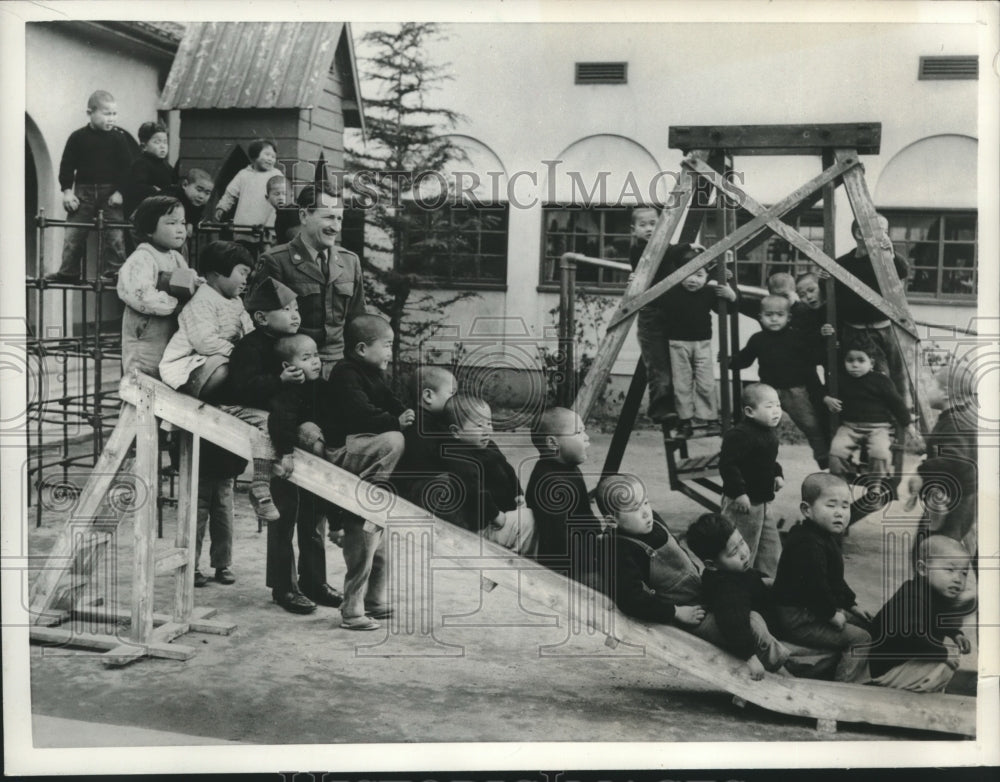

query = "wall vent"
[919, 56, 978, 80]
[575, 62, 628, 85]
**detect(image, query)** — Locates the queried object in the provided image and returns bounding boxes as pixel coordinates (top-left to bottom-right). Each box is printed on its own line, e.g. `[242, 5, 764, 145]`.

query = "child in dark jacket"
[324, 314, 412, 630]
[434, 395, 536, 555]
[869, 535, 974, 692]
[823, 336, 918, 481]
[124, 121, 174, 218]
[664, 265, 737, 438]
[773, 473, 873, 683]
[525, 407, 603, 585]
[391, 366, 456, 503]
[731, 294, 829, 469]
[718, 382, 785, 576]
[686, 512, 793, 679]
[267, 334, 327, 467]
[597, 474, 790, 672]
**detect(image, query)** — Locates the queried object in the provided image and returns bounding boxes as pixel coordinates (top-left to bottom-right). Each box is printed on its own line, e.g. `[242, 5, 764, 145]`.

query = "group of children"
[47, 89, 297, 284]
[64, 84, 975, 694]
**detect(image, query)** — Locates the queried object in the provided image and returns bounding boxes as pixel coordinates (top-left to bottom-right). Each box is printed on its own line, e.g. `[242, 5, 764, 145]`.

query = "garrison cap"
[245, 276, 297, 313]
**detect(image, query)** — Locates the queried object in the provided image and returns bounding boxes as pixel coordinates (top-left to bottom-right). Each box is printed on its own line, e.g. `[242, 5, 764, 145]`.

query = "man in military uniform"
[250, 183, 367, 612]
[253, 183, 367, 379]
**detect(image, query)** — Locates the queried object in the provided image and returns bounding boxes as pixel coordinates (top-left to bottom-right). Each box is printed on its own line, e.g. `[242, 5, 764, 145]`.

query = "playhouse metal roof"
[159, 22, 351, 111]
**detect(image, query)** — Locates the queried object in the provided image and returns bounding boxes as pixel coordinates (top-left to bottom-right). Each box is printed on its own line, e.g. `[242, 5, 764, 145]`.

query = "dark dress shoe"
[273, 591, 316, 614]
[302, 583, 344, 608]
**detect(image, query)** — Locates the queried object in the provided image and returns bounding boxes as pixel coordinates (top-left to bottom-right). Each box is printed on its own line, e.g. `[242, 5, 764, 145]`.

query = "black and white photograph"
[2, 0, 998, 775]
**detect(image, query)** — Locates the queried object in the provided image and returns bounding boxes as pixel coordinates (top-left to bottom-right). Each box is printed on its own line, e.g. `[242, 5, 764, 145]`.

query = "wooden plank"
[600, 360, 647, 478]
[837, 151, 932, 431]
[173, 431, 200, 623]
[613, 153, 861, 323]
[822, 149, 840, 435]
[685, 157, 918, 336]
[668, 123, 881, 155]
[573, 151, 706, 420]
[66, 606, 235, 635]
[28, 404, 136, 622]
[155, 548, 188, 575]
[131, 388, 159, 645]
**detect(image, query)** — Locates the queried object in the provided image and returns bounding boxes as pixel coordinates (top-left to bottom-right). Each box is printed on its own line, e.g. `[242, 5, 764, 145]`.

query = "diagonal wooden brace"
[611, 152, 862, 326]
[684, 156, 918, 339]
[573, 150, 706, 419]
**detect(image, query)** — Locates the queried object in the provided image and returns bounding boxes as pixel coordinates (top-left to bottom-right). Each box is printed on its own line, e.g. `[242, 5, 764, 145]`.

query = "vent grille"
[919, 56, 978, 80]
[575, 62, 628, 85]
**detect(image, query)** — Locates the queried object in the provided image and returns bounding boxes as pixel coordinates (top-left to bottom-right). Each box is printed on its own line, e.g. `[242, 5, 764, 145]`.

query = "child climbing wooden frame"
[582, 124, 929, 508]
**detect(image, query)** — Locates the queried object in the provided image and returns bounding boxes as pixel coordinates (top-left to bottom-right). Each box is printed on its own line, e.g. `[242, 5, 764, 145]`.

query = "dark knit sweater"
[324, 356, 405, 446]
[436, 440, 521, 532]
[832, 249, 909, 326]
[719, 420, 783, 503]
[701, 568, 776, 661]
[222, 328, 283, 408]
[662, 285, 718, 342]
[268, 379, 327, 456]
[869, 576, 972, 678]
[732, 328, 823, 390]
[525, 457, 603, 566]
[58, 125, 132, 191]
[124, 152, 175, 215]
[835, 371, 910, 426]
[772, 520, 856, 620]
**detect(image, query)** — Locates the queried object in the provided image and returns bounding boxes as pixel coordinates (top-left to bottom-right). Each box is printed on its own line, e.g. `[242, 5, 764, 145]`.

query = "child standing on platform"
[772, 473, 872, 683]
[47, 89, 131, 283]
[664, 265, 736, 438]
[159, 241, 254, 399]
[731, 294, 829, 469]
[214, 138, 280, 229]
[718, 383, 785, 576]
[124, 121, 174, 218]
[117, 196, 197, 378]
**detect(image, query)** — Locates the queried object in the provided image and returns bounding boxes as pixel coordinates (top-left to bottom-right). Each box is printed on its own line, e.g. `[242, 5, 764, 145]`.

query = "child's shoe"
[215, 567, 236, 585]
[249, 484, 280, 523]
[341, 615, 381, 631]
[676, 419, 694, 439]
[194, 570, 209, 588]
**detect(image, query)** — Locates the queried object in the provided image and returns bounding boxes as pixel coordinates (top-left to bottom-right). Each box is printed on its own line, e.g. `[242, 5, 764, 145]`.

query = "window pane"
[941, 269, 975, 295]
[944, 215, 977, 242]
[908, 268, 938, 294]
[399, 202, 508, 283]
[942, 243, 976, 268]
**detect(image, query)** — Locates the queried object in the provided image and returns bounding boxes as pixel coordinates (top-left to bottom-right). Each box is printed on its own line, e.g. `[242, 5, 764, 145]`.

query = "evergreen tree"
[346, 22, 477, 380]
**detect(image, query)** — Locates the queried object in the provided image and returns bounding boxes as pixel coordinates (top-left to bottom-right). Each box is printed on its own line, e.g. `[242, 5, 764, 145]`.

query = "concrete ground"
[26, 430, 978, 747]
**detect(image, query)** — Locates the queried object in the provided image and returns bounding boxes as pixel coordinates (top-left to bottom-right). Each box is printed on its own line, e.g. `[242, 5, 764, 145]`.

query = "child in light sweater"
[214, 138, 280, 228]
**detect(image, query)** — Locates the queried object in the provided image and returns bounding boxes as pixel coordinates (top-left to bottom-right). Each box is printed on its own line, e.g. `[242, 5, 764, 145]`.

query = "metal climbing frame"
[24, 210, 270, 528]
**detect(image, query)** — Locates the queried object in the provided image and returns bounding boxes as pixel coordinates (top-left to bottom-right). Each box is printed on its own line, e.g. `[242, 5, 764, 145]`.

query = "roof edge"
[341, 23, 366, 135]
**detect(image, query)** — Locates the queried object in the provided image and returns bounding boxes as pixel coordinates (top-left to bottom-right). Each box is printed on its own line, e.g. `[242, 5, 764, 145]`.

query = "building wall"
[178, 109, 300, 181]
[352, 21, 981, 387]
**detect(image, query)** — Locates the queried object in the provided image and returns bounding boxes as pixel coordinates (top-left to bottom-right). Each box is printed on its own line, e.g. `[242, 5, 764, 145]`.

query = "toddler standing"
[214, 138, 280, 229]
[718, 383, 785, 576]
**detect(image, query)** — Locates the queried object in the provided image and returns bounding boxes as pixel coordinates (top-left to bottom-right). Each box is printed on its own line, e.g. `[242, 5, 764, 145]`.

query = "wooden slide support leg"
[29, 403, 138, 623]
[173, 430, 200, 624]
[131, 383, 159, 648]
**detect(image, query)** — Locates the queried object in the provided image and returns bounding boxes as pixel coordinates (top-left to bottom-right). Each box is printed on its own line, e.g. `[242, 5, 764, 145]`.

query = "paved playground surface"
[25, 431, 978, 747]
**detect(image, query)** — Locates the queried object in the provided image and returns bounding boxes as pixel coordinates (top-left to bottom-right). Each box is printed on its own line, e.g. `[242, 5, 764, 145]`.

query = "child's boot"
[676, 419, 694, 439]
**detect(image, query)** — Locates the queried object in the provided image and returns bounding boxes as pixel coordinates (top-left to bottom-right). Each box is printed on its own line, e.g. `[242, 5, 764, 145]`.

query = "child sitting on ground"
[664, 264, 737, 438]
[597, 474, 790, 673]
[117, 196, 198, 378]
[214, 138, 280, 229]
[731, 294, 829, 469]
[718, 382, 785, 576]
[159, 241, 254, 399]
[823, 336, 917, 482]
[124, 121, 174, 218]
[685, 513, 793, 680]
[869, 535, 974, 692]
[433, 394, 536, 555]
[772, 473, 872, 683]
[325, 314, 413, 630]
[526, 406, 604, 586]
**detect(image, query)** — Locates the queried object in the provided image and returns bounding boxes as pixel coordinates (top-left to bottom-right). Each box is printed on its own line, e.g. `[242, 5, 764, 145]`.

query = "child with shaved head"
[772, 473, 873, 682]
[391, 364, 457, 503]
[526, 407, 603, 584]
[325, 314, 414, 630]
[869, 535, 974, 692]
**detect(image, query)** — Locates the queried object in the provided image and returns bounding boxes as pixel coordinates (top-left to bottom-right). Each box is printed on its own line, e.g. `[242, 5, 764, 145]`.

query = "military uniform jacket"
[253, 235, 366, 364]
